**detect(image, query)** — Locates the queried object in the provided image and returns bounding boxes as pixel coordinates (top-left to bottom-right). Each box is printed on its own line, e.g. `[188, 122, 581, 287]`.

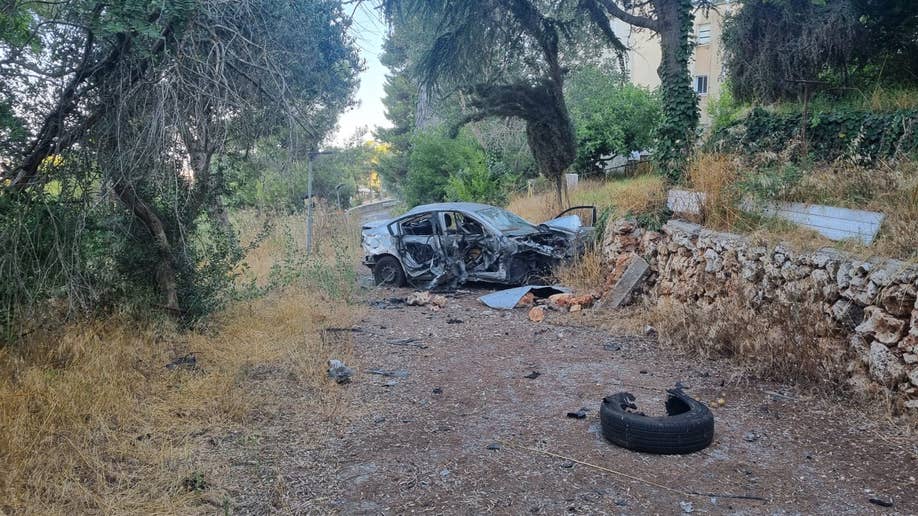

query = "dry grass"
[552, 246, 606, 293]
[507, 175, 667, 224]
[508, 175, 667, 293]
[0, 207, 361, 514]
[688, 153, 918, 260]
[786, 160, 918, 260]
[650, 297, 849, 389]
[688, 153, 742, 229]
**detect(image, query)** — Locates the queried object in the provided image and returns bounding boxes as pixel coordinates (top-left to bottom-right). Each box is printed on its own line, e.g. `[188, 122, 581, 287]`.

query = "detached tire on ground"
[600, 389, 714, 454]
[373, 255, 406, 287]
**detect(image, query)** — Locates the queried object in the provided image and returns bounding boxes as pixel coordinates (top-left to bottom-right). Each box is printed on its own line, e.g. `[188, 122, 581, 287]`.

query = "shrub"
[708, 107, 918, 163]
[566, 66, 661, 175]
[404, 133, 488, 207]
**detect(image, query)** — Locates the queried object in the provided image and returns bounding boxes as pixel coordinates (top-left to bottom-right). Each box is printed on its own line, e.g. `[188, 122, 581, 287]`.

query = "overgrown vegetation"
[566, 66, 661, 175]
[0, 206, 363, 512]
[687, 153, 918, 260]
[709, 107, 918, 163]
[0, 1, 359, 334]
[724, 0, 918, 103]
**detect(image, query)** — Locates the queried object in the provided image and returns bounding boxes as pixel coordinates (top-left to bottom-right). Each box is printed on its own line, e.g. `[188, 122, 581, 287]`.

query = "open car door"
[387, 212, 442, 283]
[542, 205, 596, 231]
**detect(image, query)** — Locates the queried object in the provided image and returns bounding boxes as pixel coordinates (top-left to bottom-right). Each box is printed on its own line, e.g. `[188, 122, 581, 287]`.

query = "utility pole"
[305, 150, 337, 254]
[306, 152, 315, 254]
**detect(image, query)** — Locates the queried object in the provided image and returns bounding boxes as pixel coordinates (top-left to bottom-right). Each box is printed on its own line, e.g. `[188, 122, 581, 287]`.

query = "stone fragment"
[327, 359, 353, 384]
[909, 368, 918, 388]
[528, 306, 545, 323]
[868, 342, 906, 386]
[605, 256, 651, 308]
[516, 292, 535, 308]
[856, 307, 906, 345]
[703, 248, 722, 273]
[878, 283, 917, 317]
[831, 299, 864, 329]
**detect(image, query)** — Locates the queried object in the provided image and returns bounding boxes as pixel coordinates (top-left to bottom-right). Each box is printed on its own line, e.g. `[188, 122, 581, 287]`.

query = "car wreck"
[361, 202, 595, 289]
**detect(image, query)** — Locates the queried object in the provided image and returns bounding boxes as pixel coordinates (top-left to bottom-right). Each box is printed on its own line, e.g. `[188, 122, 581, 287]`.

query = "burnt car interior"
[382, 206, 593, 290]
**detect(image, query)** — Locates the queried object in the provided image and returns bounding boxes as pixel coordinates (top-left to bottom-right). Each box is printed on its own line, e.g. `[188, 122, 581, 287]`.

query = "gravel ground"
[216, 285, 918, 515]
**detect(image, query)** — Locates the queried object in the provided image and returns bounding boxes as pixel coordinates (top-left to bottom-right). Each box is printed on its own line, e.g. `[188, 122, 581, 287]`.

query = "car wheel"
[599, 388, 714, 454]
[373, 255, 406, 287]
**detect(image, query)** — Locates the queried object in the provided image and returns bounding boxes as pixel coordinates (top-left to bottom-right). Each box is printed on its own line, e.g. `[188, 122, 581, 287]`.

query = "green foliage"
[224, 137, 380, 212]
[707, 81, 745, 134]
[0, 0, 360, 332]
[736, 163, 805, 204]
[445, 155, 520, 206]
[404, 133, 488, 207]
[262, 222, 359, 302]
[723, 0, 918, 103]
[708, 107, 918, 163]
[654, 0, 699, 183]
[566, 66, 661, 174]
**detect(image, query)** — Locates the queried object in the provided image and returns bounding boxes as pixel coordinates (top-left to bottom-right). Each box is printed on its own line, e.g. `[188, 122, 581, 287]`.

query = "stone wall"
[602, 218, 918, 410]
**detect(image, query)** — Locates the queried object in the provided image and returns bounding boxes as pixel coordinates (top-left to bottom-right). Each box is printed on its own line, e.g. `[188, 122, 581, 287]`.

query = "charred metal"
[361, 202, 595, 289]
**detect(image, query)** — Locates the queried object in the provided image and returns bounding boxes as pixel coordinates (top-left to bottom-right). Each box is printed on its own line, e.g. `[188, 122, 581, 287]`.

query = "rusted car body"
[361, 202, 595, 288]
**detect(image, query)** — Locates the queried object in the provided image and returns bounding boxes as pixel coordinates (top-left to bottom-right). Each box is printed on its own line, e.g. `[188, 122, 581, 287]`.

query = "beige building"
[615, 2, 737, 127]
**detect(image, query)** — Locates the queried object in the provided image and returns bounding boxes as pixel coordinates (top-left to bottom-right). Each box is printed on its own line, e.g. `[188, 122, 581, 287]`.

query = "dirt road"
[220, 285, 917, 514]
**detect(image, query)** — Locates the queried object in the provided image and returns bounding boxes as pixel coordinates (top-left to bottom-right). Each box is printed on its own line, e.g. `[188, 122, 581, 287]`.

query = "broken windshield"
[476, 207, 538, 234]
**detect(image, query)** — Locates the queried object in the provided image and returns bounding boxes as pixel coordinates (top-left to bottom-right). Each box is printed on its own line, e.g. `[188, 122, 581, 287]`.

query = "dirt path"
[220, 286, 917, 515]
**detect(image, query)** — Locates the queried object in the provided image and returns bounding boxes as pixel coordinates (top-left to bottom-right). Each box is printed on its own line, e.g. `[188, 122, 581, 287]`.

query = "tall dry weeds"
[0, 206, 362, 513]
[688, 153, 742, 229]
[651, 297, 849, 388]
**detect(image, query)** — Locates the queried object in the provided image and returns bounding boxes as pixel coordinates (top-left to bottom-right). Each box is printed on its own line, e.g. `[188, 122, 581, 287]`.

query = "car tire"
[373, 255, 406, 287]
[599, 389, 714, 455]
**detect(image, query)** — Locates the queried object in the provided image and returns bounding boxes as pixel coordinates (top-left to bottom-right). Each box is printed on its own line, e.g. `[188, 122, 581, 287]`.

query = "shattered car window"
[401, 214, 437, 235]
[475, 207, 537, 235]
[444, 212, 484, 235]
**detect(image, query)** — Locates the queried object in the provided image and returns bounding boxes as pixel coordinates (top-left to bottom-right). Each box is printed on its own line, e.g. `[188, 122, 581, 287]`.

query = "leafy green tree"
[722, 0, 918, 103]
[375, 29, 420, 195]
[566, 66, 661, 174]
[446, 156, 520, 206]
[404, 133, 487, 206]
[0, 0, 359, 323]
[584, 0, 702, 182]
[385, 0, 605, 205]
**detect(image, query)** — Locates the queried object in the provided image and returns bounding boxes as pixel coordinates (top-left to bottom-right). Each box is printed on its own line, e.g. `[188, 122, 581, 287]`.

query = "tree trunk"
[113, 183, 181, 313]
[653, 0, 698, 182]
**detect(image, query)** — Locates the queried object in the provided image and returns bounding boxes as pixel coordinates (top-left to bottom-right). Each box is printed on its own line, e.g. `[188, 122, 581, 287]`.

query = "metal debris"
[327, 359, 353, 384]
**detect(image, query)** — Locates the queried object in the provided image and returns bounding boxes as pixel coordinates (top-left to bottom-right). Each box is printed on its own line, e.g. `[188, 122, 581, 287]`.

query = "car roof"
[403, 202, 497, 216]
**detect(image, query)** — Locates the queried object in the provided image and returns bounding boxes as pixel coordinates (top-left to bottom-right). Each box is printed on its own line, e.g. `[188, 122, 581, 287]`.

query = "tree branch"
[598, 0, 659, 31]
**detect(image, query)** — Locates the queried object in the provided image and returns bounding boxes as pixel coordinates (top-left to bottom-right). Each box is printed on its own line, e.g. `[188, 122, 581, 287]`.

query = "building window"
[694, 75, 708, 95]
[697, 24, 712, 45]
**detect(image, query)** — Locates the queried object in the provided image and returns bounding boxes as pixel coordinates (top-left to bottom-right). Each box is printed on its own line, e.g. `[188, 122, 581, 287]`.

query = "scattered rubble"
[328, 359, 353, 384]
[406, 291, 448, 310]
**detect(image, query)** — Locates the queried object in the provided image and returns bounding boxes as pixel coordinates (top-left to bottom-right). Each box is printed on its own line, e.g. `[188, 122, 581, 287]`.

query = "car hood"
[542, 214, 584, 232]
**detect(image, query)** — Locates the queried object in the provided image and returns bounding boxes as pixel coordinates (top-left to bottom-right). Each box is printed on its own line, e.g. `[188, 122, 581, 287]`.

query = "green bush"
[404, 133, 488, 207]
[566, 66, 661, 174]
[445, 156, 520, 206]
[708, 107, 918, 163]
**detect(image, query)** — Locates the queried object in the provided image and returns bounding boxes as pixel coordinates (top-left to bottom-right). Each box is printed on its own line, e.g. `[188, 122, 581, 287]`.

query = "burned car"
[361, 202, 595, 288]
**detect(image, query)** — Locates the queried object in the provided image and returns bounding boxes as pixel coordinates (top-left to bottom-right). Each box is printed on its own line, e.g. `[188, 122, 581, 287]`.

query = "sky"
[332, 4, 392, 145]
